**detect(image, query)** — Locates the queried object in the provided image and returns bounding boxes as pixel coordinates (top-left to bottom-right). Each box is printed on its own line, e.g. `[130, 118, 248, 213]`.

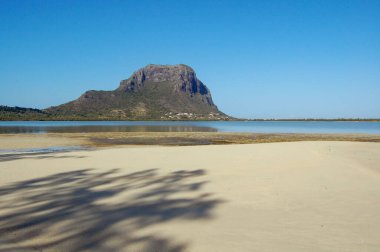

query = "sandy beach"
[0, 141, 379, 251]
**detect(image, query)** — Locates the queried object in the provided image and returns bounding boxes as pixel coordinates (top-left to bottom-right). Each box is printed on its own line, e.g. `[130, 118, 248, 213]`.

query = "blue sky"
[1, 0, 379, 118]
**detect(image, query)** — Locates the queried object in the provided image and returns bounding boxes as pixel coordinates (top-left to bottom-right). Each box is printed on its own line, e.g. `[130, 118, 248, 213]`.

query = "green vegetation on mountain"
[1, 64, 231, 121]
[0, 106, 49, 120]
[47, 64, 229, 120]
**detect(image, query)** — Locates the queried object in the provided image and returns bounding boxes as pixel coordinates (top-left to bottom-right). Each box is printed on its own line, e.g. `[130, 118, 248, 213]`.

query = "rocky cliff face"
[116, 64, 215, 109]
[119, 65, 209, 94]
[47, 64, 229, 120]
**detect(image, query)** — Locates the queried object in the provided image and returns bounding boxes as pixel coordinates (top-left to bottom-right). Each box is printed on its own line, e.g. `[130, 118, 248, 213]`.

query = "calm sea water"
[0, 121, 380, 134]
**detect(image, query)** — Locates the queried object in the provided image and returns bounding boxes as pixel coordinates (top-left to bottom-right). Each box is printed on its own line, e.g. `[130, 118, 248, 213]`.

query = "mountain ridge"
[1, 64, 231, 120]
[46, 64, 229, 120]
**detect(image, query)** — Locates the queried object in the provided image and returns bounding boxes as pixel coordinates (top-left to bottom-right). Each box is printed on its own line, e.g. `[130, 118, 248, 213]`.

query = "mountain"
[46, 64, 230, 120]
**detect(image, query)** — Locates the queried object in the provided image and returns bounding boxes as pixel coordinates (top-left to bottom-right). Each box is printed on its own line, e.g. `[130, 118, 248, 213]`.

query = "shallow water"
[0, 146, 89, 155]
[0, 121, 380, 134]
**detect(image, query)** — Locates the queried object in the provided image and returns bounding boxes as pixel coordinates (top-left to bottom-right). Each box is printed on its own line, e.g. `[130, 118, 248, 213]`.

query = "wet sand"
[0, 132, 380, 150]
[0, 141, 379, 251]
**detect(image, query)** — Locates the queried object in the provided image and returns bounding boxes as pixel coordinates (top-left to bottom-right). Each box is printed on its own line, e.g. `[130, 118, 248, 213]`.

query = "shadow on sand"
[0, 168, 221, 251]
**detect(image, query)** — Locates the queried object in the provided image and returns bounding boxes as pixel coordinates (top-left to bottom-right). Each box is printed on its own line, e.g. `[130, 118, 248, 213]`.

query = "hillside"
[46, 64, 229, 120]
[0, 106, 48, 120]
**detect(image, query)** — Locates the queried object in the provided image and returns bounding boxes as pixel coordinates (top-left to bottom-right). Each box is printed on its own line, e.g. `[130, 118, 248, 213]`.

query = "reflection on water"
[0, 125, 217, 134]
[0, 121, 380, 134]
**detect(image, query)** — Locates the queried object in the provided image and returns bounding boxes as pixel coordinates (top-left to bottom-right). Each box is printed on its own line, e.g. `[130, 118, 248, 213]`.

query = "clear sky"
[1, 0, 379, 119]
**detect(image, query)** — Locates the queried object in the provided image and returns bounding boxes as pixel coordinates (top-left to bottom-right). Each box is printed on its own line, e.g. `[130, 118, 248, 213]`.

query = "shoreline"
[1, 118, 380, 121]
[1, 132, 380, 151]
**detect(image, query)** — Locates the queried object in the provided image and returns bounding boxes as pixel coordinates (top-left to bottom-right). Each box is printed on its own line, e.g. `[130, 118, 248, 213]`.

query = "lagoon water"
[0, 121, 380, 134]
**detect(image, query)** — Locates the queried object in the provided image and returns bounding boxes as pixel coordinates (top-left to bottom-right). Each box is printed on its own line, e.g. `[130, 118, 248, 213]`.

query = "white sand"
[0, 141, 379, 251]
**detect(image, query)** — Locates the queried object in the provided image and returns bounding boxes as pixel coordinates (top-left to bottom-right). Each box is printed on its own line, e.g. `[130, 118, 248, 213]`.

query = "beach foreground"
[0, 141, 379, 251]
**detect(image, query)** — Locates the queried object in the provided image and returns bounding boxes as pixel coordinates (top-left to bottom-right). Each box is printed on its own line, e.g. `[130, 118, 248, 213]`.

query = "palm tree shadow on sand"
[0, 168, 222, 251]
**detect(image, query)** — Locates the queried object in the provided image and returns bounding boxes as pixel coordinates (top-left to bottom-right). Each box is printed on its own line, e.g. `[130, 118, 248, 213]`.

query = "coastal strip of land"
[0, 132, 380, 150]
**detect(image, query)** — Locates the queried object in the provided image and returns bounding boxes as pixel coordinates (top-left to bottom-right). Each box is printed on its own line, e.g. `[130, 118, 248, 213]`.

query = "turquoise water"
[0, 121, 380, 134]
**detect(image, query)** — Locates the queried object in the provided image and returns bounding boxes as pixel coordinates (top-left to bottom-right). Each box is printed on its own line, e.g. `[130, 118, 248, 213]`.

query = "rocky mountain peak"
[117, 64, 210, 96]
[45, 64, 229, 120]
